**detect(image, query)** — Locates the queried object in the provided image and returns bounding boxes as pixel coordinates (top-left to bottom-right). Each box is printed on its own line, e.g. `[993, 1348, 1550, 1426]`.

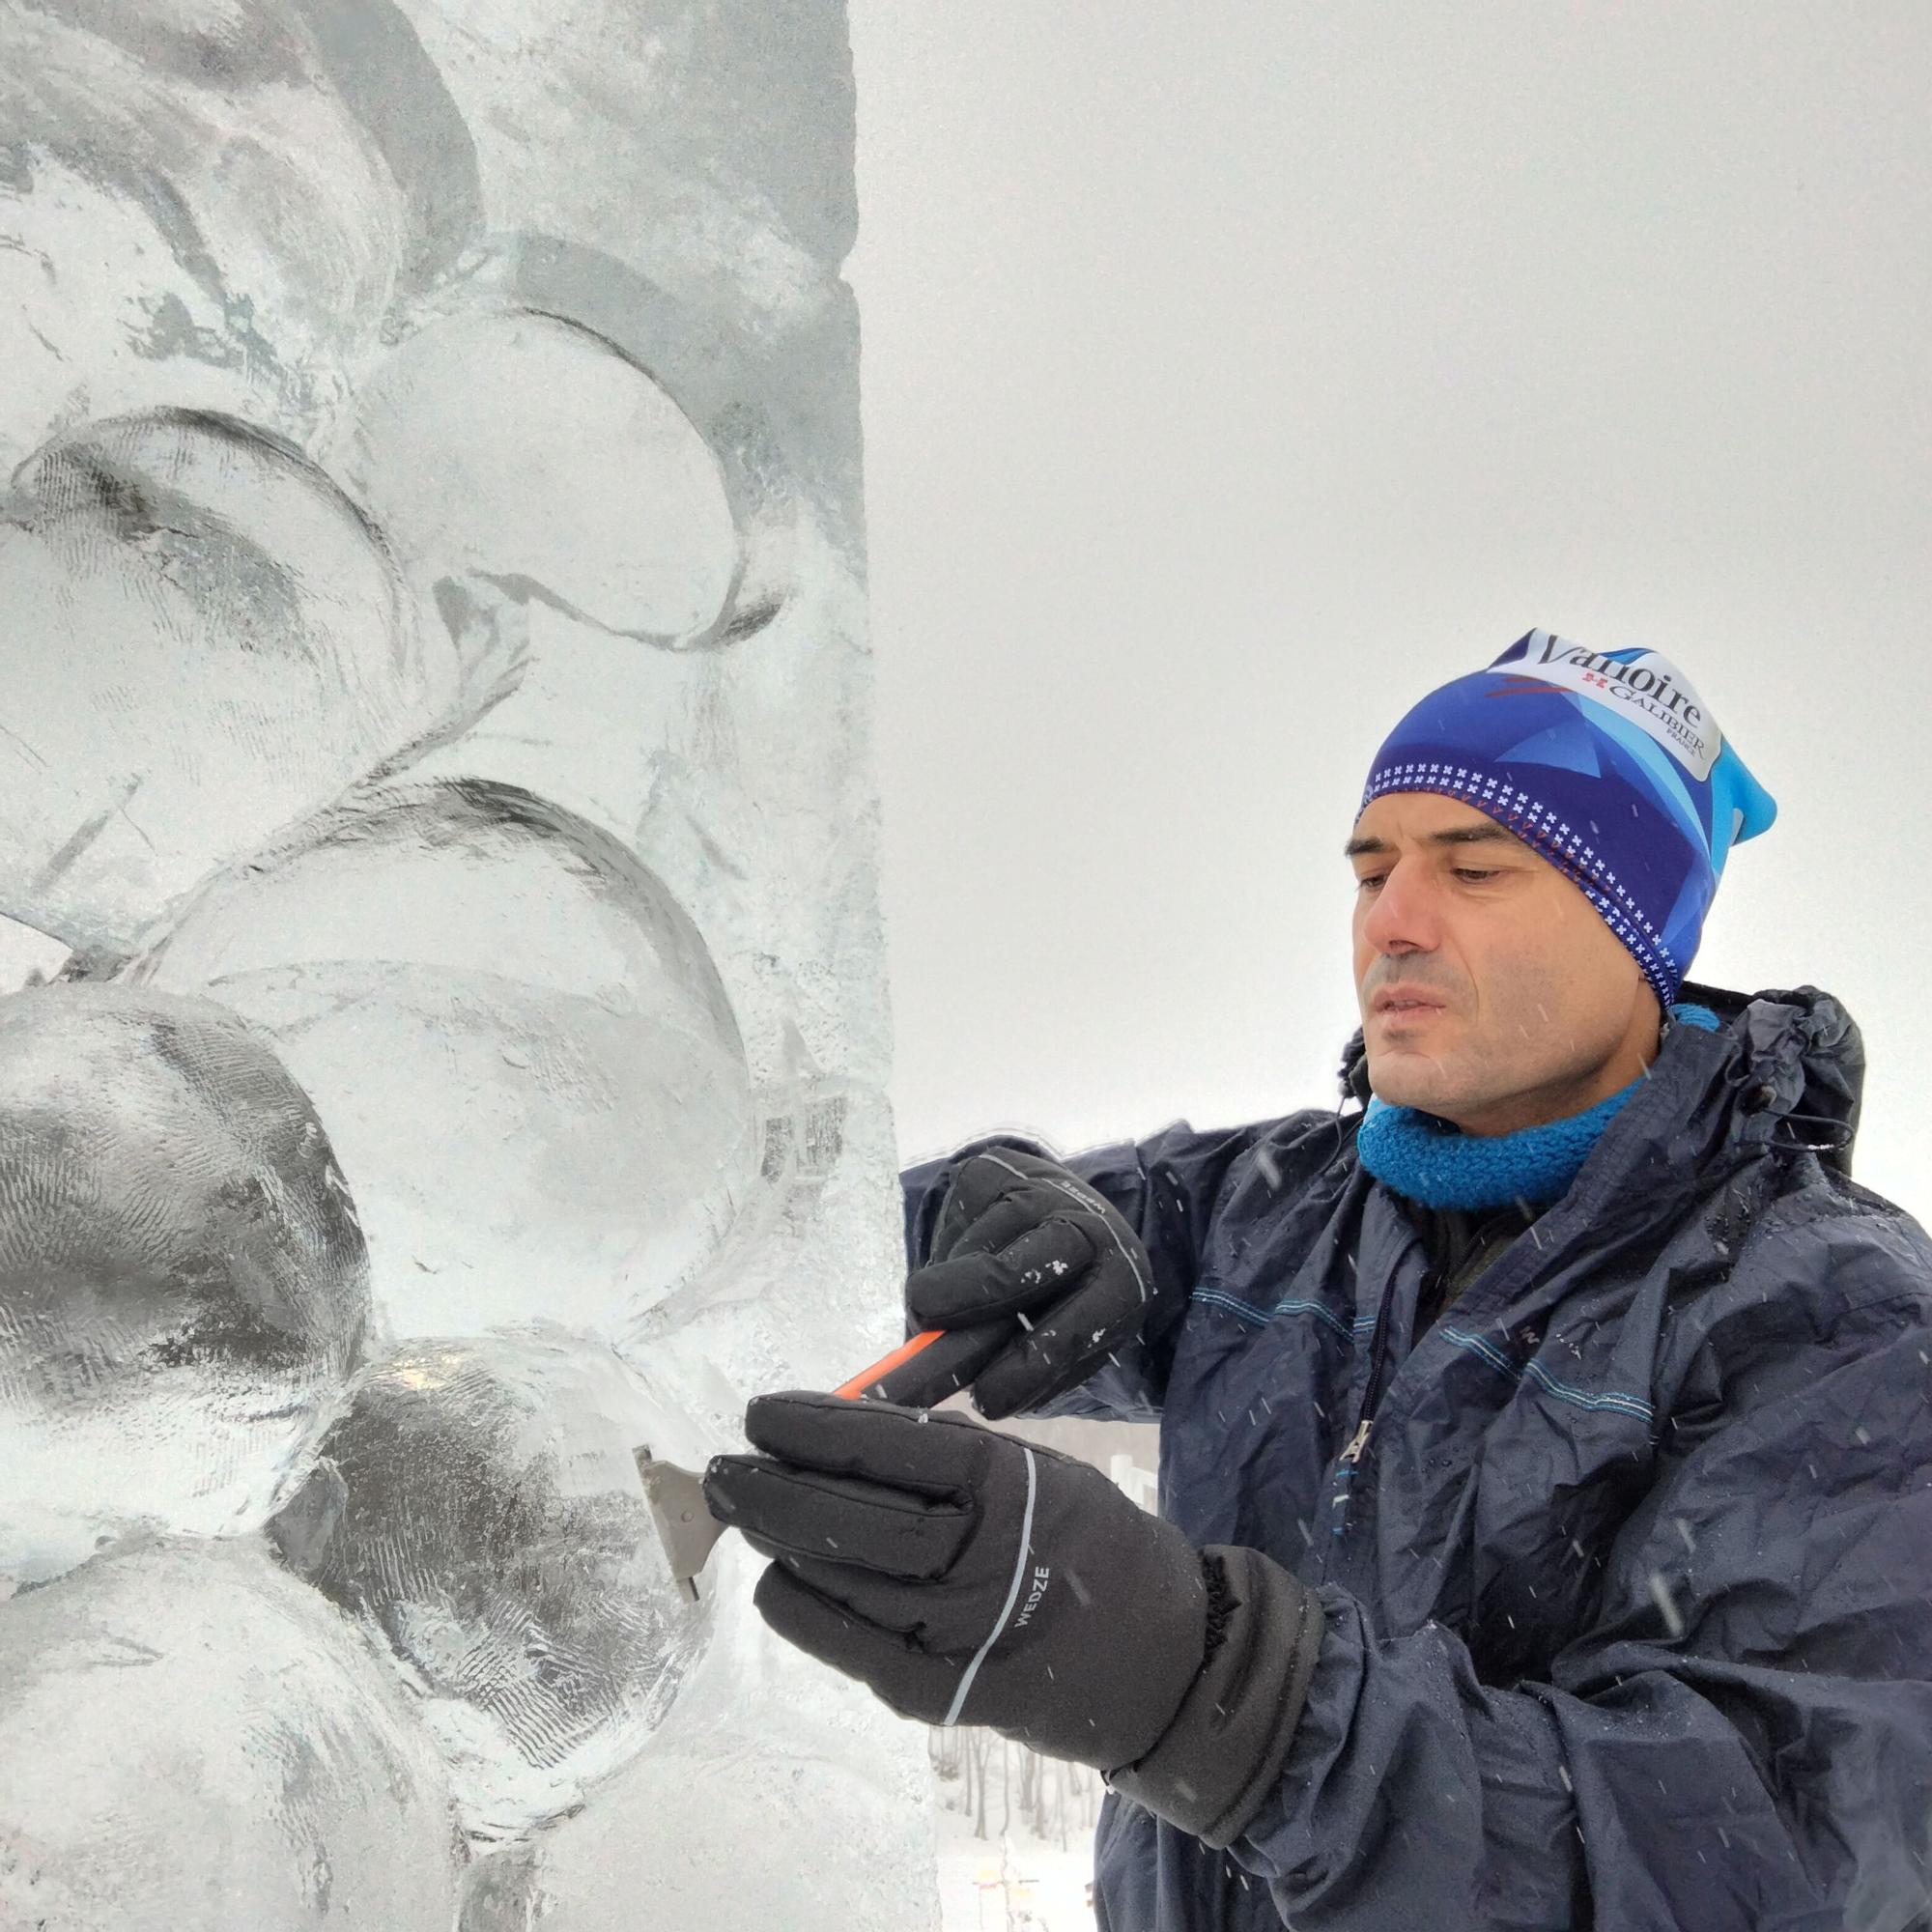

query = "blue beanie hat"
[1359, 630, 1777, 1006]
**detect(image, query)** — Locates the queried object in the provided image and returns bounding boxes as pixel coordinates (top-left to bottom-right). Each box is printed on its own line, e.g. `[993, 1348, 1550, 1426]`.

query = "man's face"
[1348, 790, 1662, 1135]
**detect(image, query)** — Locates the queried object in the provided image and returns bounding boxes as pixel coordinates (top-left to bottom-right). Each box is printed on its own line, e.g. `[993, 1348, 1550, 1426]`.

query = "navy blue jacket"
[901, 984, 1932, 1930]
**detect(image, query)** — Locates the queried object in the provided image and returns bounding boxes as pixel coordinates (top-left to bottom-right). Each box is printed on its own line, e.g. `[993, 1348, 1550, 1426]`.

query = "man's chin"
[1364, 1052, 1463, 1116]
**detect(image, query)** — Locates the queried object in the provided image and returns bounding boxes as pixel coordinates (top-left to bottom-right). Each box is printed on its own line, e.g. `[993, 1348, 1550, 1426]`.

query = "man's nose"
[1361, 859, 1442, 953]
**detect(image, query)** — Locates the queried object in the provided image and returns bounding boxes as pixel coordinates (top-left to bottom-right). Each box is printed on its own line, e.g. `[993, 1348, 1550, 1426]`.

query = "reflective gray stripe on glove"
[909, 1147, 1165, 1418]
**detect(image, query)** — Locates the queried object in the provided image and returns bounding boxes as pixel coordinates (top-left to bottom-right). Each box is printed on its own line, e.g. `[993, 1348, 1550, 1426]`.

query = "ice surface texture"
[271, 1326, 715, 1839]
[128, 779, 761, 1339]
[345, 309, 740, 645]
[0, 410, 461, 955]
[0, 983, 369, 1590]
[0, 1, 415, 469]
[0, 1536, 462, 1931]
[457, 1578, 943, 1932]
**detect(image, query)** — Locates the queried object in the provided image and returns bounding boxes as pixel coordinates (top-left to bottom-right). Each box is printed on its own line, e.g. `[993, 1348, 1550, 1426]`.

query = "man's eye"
[1354, 875, 1385, 892]
[1454, 868, 1499, 883]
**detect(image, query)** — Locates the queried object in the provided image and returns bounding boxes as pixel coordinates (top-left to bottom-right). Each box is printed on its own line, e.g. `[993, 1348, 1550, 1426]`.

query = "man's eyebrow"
[1343, 822, 1525, 859]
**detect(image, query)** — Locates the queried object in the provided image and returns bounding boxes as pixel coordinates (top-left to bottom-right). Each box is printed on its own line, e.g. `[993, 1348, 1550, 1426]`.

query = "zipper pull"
[1340, 1416, 1374, 1465]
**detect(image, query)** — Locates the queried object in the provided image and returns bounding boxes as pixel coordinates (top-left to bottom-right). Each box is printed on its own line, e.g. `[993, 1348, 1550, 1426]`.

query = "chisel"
[634, 1318, 1015, 1600]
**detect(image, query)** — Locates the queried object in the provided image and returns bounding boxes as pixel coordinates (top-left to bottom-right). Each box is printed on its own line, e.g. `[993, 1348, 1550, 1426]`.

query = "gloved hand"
[703, 1391, 1328, 1847]
[908, 1147, 1165, 1418]
[705, 1389, 1202, 1766]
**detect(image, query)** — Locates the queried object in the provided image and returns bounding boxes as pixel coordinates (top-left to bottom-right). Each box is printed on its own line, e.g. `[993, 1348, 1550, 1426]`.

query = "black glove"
[908, 1147, 1166, 1418]
[703, 1391, 1328, 1847]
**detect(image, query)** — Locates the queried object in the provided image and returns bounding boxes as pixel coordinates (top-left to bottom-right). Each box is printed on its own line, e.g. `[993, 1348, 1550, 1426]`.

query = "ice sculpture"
[0, 983, 369, 1591]
[0, 0, 926, 1925]
[0, 1536, 462, 1930]
[129, 779, 761, 1338]
[344, 309, 741, 645]
[456, 1537, 941, 1930]
[270, 1326, 715, 1840]
[0, 0, 428, 471]
[0, 410, 464, 955]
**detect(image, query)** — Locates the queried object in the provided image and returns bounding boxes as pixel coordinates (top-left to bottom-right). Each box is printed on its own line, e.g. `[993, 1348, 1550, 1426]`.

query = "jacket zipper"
[1326, 1271, 1411, 1549]
[1347, 1273, 1403, 1458]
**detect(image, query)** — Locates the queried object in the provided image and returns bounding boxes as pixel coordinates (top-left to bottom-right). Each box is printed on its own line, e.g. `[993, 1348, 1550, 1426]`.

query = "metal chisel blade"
[635, 1446, 728, 1601]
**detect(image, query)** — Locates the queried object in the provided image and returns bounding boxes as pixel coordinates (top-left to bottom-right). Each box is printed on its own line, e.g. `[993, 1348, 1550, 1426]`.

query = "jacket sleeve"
[899, 1118, 1282, 1423]
[1140, 1221, 1932, 1929]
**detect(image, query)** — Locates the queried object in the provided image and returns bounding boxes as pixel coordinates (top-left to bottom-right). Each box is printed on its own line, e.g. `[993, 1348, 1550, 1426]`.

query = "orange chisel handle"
[833, 1318, 1018, 1407]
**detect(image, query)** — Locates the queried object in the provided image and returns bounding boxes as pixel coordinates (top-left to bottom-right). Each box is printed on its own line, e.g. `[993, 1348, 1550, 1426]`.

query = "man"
[706, 631, 1932, 1930]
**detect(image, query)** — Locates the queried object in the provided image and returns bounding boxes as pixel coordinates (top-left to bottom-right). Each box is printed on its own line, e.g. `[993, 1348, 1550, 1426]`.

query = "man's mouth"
[1372, 990, 1446, 1016]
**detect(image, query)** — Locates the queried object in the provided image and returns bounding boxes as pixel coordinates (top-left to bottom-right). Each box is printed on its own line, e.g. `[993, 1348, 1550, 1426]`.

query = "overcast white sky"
[848, 2, 1931, 1213]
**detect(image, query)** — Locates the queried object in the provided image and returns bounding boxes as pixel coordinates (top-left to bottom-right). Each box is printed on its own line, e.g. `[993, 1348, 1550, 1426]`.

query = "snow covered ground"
[935, 1804, 1095, 1930]
[929, 1737, 1099, 1930]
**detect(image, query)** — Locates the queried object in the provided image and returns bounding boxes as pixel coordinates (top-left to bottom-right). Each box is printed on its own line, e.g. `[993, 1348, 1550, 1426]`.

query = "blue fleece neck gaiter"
[1354, 1004, 1720, 1210]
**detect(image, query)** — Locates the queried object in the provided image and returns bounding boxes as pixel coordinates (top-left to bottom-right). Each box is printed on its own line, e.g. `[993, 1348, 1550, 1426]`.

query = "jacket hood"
[1338, 980, 1865, 1179]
